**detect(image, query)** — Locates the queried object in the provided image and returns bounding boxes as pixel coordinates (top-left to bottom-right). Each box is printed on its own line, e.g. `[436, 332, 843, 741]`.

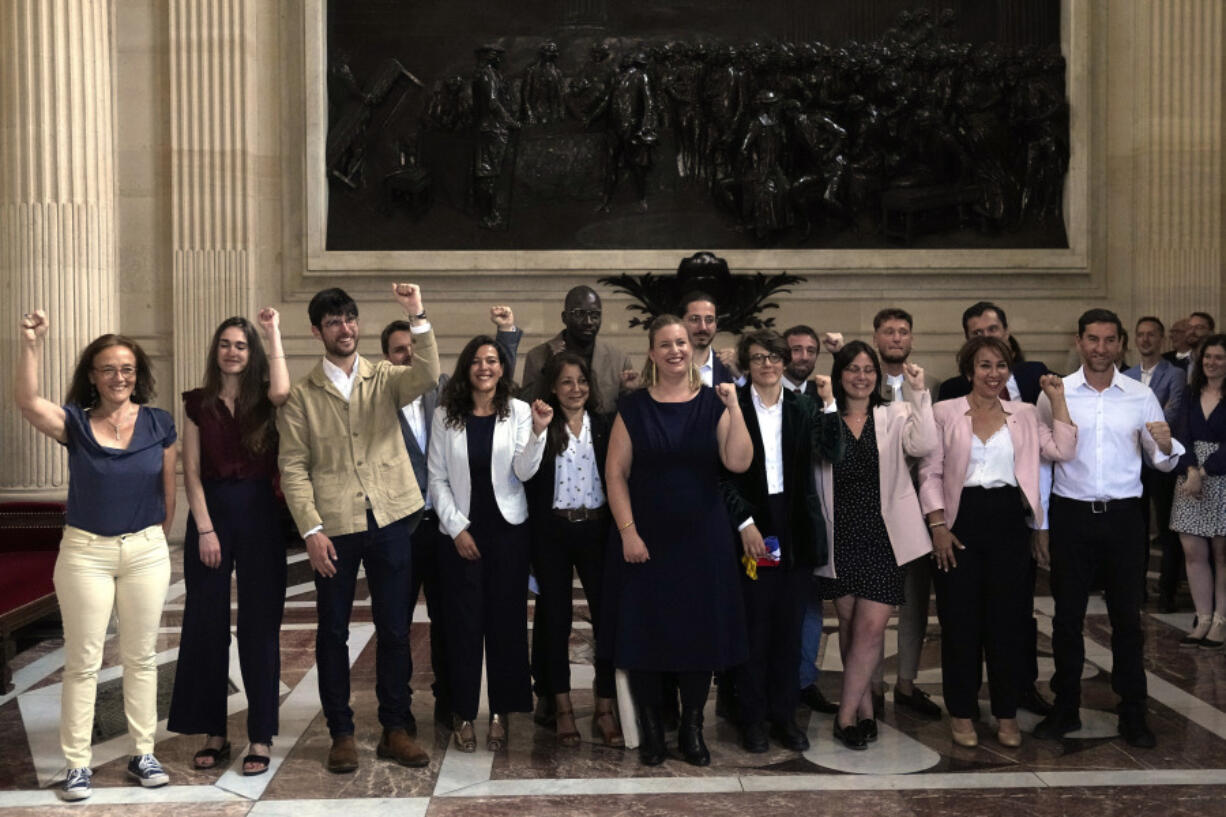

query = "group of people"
[14, 264, 1223, 799]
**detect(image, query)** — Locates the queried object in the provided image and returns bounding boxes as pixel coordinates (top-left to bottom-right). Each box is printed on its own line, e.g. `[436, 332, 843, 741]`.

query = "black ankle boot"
[679, 707, 710, 766]
[637, 705, 666, 766]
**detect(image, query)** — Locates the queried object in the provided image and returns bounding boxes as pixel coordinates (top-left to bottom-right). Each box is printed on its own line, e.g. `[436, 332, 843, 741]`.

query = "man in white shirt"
[681, 292, 736, 387]
[1034, 309, 1184, 749]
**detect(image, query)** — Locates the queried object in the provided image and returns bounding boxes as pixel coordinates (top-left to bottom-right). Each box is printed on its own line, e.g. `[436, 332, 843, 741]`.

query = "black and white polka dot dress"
[818, 413, 906, 604]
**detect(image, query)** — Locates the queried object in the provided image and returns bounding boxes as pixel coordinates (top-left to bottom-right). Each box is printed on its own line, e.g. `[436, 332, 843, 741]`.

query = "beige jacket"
[277, 329, 440, 538]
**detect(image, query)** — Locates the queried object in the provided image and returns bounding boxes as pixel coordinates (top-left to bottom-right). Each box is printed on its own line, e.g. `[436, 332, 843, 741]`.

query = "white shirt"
[322, 357, 360, 401]
[884, 372, 904, 400]
[1004, 374, 1021, 401]
[1043, 367, 1184, 501]
[752, 387, 785, 495]
[964, 425, 1018, 488]
[1139, 363, 1157, 387]
[400, 398, 432, 510]
[696, 347, 714, 387]
[552, 412, 605, 510]
[782, 376, 806, 393]
[736, 387, 788, 532]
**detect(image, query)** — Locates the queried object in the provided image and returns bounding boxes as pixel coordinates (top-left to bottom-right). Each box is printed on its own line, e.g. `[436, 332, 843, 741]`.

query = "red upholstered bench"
[0, 502, 65, 692]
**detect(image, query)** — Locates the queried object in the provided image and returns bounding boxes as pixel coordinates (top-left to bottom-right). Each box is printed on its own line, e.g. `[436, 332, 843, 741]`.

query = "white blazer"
[428, 398, 546, 539]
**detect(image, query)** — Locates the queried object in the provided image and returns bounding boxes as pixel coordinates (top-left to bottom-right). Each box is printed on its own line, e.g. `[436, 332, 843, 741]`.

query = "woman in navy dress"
[604, 314, 753, 767]
[168, 310, 290, 776]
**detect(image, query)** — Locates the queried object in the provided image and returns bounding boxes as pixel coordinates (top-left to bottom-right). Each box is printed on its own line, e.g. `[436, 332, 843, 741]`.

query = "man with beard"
[681, 292, 736, 387]
[870, 309, 941, 719]
[782, 325, 823, 397]
[277, 285, 439, 773]
[520, 286, 634, 416]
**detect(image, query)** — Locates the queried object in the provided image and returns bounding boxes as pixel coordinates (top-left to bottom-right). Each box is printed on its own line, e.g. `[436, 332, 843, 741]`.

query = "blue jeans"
[798, 577, 823, 690]
[315, 509, 418, 736]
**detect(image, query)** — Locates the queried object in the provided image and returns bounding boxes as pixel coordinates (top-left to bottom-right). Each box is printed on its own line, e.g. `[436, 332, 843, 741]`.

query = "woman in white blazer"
[428, 335, 551, 753]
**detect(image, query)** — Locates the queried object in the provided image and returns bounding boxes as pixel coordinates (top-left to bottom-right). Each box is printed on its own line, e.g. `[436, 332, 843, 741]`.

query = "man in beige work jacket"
[277, 283, 439, 773]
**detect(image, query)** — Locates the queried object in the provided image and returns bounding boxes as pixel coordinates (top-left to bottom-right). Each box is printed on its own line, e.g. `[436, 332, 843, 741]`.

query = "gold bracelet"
[927, 520, 946, 529]
[618, 519, 635, 531]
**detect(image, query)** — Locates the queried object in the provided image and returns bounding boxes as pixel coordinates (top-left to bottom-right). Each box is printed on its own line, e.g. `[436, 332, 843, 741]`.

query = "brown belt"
[552, 506, 609, 522]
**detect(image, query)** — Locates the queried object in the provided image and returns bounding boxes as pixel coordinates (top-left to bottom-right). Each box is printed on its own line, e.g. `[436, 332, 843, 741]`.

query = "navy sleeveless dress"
[602, 387, 748, 672]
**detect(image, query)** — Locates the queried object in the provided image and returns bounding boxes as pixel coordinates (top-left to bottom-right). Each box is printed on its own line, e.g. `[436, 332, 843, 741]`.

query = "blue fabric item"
[61, 403, 177, 536]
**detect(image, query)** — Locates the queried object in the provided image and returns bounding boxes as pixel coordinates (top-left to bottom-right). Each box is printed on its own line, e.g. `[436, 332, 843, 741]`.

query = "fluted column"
[1131, 0, 1224, 320]
[0, 0, 118, 492]
[170, 0, 254, 404]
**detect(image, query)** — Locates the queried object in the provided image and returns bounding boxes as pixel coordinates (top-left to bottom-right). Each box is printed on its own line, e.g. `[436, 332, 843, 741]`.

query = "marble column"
[0, 0, 118, 493]
[1130, 0, 1224, 320]
[170, 0, 255, 406]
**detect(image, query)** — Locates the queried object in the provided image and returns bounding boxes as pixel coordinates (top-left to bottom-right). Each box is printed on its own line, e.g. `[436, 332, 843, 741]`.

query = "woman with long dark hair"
[815, 340, 936, 750]
[1171, 333, 1226, 647]
[167, 310, 290, 775]
[527, 352, 623, 748]
[15, 311, 178, 801]
[429, 335, 552, 752]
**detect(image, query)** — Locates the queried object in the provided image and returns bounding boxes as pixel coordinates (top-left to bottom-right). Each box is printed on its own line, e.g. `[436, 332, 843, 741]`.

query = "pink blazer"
[918, 397, 1077, 528]
[815, 389, 938, 578]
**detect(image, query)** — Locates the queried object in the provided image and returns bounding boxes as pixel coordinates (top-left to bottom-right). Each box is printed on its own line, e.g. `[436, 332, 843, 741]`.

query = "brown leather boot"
[326, 734, 359, 774]
[376, 727, 430, 767]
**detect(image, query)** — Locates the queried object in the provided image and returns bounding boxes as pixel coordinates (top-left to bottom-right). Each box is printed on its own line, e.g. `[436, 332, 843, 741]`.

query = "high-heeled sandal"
[452, 716, 476, 752]
[555, 700, 581, 748]
[487, 713, 507, 752]
[592, 698, 625, 747]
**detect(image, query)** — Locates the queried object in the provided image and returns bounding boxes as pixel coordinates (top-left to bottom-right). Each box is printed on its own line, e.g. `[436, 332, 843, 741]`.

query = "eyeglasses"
[685, 315, 717, 326]
[566, 309, 602, 322]
[94, 366, 137, 379]
[748, 353, 783, 365]
[321, 315, 358, 330]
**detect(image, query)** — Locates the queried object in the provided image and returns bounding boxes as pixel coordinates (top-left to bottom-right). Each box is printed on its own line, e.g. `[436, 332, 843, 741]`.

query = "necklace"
[105, 405, 133, 442]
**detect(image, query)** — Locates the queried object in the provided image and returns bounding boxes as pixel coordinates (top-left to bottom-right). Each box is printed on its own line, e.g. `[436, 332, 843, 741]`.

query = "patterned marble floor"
[3, 543, 1226, 816]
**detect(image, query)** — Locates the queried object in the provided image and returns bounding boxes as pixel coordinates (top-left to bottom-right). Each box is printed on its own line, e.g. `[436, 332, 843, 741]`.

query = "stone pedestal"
[0, 0, 118, 493]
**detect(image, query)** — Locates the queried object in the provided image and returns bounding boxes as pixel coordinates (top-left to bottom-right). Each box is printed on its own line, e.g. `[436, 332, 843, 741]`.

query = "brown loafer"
[327, 734, 359, 774]
[376, 727, 430, 768]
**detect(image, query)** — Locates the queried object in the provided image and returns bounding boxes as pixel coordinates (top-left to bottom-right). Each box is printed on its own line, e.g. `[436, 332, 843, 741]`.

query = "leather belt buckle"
[1090, 500, 1108, 514]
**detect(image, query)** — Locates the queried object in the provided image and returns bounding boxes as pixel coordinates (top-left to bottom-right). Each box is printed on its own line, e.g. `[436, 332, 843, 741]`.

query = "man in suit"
[937, 302, 1049, 403]
[681, 291, 737, 387]
[382, 307, 522, 728]
[782, 325, 823, 397]
[1125, 316, 1187, 612]
[520, 286, 634, 413]
[1162, 317, 1192, 370]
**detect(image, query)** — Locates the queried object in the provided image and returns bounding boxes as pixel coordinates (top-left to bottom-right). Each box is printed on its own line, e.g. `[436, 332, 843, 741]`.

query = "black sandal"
[241, 753, 270, 776]
[193, 740, 231, 770]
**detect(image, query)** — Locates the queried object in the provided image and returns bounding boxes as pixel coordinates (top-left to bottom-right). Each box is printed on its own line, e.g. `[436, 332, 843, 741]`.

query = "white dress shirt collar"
[322, 356, 360, 401]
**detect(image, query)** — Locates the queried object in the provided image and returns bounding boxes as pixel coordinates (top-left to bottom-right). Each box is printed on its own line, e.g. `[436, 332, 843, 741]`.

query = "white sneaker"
[61, 767, 92, 801]
[126, 753, 169, 787]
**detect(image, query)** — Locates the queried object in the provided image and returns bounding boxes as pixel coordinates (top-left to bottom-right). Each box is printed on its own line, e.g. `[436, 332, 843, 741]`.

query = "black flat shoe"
[799, 684, 840, 714]
[741, 721, 769, 753]
[770, 719, 810, 752]
[894, 686, 941, 719]
[1032, 709, 1081, 740]
[192, 740, 231, 770]
[1018, 685, 1054, 716]
[833, 721, 868, 750]
[858, 718, 878, 743]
